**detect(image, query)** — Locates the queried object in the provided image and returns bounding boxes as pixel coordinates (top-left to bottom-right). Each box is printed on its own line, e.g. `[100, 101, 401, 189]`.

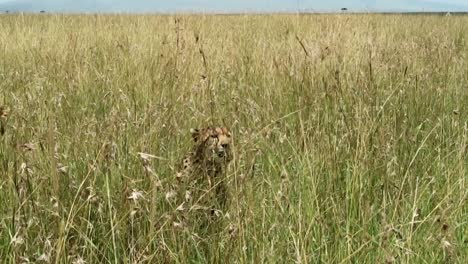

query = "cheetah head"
[191, 126, 232, 164]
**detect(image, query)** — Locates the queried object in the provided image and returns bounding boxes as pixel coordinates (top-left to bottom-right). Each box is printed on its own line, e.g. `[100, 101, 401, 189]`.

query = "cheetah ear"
[190, 128, 200, 142]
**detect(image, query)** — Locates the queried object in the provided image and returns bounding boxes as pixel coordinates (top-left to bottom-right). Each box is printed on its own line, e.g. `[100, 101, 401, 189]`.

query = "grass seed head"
[127, 189, 145, 202]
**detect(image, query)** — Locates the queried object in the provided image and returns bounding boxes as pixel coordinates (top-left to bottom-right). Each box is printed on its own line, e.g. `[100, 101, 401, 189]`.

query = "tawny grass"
[0, 13, 467, 263]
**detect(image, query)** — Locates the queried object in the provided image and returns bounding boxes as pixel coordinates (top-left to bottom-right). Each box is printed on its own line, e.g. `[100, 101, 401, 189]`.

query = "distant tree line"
[3, 10, 47, 14]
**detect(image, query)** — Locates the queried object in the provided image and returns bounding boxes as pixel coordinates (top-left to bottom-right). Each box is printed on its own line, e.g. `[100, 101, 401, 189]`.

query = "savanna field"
[0, 14, 467, 263]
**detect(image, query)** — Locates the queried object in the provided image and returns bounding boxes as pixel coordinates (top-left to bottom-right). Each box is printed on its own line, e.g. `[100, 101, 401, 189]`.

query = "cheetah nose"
[221, 144, 229, 149]
[217, 148, 226, 157]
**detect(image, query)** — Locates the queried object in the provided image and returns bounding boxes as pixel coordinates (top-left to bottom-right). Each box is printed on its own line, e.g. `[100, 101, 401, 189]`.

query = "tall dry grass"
[0, 13, 467, 263]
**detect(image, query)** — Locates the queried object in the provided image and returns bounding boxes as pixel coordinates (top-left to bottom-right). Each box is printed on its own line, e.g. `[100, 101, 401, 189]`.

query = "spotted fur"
[175, 126, 233, 227]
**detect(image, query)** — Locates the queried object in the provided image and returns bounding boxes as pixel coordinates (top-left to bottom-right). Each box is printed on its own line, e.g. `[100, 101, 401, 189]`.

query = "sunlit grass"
[0, 13, 467, 263]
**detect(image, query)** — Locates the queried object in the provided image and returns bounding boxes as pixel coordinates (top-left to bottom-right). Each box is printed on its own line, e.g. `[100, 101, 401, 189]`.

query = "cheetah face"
[191, 126, 232, 163]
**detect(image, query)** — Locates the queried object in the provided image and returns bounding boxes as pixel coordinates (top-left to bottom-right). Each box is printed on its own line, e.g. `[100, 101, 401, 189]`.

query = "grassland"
[0, 13, 467, 263]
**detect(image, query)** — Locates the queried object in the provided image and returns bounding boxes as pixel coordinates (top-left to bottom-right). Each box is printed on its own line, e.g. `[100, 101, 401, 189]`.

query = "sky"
[1, 0, 468, 13]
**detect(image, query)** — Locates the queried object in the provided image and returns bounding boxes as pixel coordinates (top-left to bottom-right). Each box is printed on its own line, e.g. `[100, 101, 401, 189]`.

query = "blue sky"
[1, 0, 468, 12]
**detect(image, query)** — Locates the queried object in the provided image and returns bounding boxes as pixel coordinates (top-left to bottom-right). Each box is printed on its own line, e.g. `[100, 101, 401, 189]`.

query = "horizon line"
[2, 10, 467, 15]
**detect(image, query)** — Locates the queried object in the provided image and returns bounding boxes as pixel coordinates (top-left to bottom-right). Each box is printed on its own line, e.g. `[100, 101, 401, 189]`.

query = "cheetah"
[173, 126, 233, 229]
